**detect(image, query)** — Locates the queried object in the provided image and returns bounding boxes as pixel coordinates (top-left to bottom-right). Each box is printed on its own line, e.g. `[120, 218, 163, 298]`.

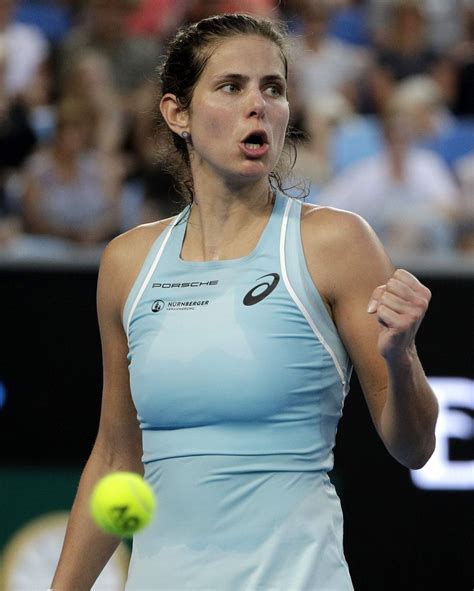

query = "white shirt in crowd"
[0, 22, 49, 96]
[316, 147, 460, 252]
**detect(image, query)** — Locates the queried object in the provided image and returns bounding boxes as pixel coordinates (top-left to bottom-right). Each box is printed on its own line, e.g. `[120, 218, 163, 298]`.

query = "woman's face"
[186, 34, 290, 188]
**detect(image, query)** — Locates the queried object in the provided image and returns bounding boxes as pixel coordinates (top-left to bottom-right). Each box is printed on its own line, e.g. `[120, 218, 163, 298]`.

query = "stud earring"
[181, 131, 191, 142]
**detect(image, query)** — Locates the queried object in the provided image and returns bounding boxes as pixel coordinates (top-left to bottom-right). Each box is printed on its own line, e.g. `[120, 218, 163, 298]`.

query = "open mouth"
[241, 130, 268, 149]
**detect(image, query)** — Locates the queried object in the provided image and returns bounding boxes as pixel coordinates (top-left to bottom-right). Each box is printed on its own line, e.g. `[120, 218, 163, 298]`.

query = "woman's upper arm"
[93, 236, 143, 467]
[303, 208, 395, 433]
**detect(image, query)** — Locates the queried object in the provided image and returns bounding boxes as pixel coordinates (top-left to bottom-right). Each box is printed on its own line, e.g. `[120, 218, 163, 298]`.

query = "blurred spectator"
[0, 0, 50, 99]
[391, 75, 452, 139]
[22, 98, 124, 244]
[369, 0, 465, 53]
[13, 0, 74, 45]
[0, 98, 37, 194]
[392, 75, 474, 172]
[453, 152, 474, 252]
[327, 0, 370, 48]
[290, 2, 370, 112]
[60, 0, 161, 99]
[128, 0, 278, 39]
[294, 94, 347, 193]
[0, 96, 37, 243]
[122, 78, 183, 222]
[369, 0, 455, 111]
[18, 56, 56, 146]
[60, 49, 125, 154]
[0, 2, 40, 245]
[316, 106, 461, 254]
[294, 91, 383, 199]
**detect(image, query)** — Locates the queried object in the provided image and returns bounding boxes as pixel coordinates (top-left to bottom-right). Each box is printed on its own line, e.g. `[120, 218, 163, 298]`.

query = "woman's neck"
[182, 179, 274, 262]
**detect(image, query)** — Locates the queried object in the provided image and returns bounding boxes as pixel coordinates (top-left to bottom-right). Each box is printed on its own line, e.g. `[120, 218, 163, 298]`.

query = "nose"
[246, 87, 266, 118]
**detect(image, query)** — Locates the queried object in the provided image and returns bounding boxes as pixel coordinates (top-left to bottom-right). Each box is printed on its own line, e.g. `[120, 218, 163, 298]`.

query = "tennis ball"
[90, 471, 155, 538]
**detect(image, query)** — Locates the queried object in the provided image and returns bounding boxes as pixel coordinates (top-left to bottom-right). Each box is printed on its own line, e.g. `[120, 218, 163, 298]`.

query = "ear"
[160, 93, 190, 137]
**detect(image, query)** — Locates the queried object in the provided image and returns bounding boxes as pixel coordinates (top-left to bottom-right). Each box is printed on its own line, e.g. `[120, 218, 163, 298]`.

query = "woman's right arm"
[51, 236, 144, 590]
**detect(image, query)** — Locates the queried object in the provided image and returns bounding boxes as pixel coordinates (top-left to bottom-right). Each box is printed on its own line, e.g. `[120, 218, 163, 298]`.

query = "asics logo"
[243, 273, 280, 306]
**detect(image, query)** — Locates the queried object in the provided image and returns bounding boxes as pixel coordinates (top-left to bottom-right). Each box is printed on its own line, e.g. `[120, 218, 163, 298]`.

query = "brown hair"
[154, 13, 303, 203]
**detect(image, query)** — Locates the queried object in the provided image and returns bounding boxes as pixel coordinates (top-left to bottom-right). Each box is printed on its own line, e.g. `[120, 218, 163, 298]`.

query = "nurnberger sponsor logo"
[167, 300, 209, 308]
[152, 280, 219, 288]
[151, 299, 210, 312]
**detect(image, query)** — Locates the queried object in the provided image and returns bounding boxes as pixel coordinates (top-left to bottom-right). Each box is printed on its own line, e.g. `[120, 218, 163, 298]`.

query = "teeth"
[244, 143, 261, 149]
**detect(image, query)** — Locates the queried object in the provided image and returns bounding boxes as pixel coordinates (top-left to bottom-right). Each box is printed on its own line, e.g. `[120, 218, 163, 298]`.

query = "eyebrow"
[213, 73, 286, 85]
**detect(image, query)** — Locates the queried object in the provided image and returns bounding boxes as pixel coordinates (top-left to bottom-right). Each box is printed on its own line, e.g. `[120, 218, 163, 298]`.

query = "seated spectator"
[128, 0, 278, 40]
[392, 75, 474, 172]
[22, 98, 124, 244]
[13, 0, 73, 45]
[0, 30, 38, 245]
[369, 0, 465, 53]
[0, 0, 50, 100]
[293, 92, 383, 201]
[316, 106, 461, 254]
[290, 2, 370, 111]
[293, 93, 356, 199]
[60, 0, 161, 99]
[60, 49, 125, 154]
[328, 0, 370, 48]
[369, 0, 455, 111]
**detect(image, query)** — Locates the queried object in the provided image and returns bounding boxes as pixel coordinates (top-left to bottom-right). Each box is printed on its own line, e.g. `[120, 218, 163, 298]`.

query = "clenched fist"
[367, 269, 432, 361]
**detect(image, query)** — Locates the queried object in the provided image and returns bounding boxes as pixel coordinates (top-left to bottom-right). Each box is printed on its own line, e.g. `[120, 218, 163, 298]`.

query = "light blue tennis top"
[122, 193, 354, 590]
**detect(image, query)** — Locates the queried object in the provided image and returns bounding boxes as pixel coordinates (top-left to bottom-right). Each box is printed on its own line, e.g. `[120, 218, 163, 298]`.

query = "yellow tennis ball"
[90, 471, 156, 538]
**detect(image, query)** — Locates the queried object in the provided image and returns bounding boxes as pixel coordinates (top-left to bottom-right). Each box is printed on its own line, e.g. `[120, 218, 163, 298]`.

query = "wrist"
[384, 343, 417, 370]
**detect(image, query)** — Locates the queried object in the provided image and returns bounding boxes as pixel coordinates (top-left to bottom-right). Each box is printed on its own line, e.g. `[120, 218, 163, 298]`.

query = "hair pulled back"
[154, 13, 302, 203]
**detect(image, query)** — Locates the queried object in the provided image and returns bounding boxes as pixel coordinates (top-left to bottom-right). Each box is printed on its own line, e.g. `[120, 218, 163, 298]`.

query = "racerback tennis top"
[122, 192, 354, 590]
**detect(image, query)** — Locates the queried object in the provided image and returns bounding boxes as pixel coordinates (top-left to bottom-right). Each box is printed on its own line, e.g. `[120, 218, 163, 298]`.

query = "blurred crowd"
[0, 0, 473, 257]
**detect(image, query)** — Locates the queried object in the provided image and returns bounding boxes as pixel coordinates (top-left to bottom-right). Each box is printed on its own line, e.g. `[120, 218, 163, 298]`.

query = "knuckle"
[386, 278, 397, 290]
[415, 295, 429, 310]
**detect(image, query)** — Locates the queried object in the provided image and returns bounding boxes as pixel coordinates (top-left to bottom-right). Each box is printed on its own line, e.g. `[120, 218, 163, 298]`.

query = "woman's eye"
[221, 83, 239, 93]
[265, 85, 282, 97]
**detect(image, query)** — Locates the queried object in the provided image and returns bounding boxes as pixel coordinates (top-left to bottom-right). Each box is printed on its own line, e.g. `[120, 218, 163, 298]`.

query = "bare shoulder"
[300, 203, 394, 304]
[98, 216, 178, 319]
[301, 203, 380, 251]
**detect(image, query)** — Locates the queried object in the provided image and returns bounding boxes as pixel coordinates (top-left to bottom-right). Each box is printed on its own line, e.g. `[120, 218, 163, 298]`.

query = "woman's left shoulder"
[299, 203, 394, 297]
[300, 203, 382, 255]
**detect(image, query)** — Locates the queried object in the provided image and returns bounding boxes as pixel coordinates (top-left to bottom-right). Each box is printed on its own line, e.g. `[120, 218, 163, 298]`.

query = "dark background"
[0, 267, 472, 590]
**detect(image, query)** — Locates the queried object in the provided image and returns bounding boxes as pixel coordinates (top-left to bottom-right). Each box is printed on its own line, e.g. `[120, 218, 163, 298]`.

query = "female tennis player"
[51, 13, 438, 590]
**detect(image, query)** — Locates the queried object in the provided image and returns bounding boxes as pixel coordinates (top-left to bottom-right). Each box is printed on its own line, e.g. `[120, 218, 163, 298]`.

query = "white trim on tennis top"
[125, 212, 186, 341]
[280, 199, 346, 386]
